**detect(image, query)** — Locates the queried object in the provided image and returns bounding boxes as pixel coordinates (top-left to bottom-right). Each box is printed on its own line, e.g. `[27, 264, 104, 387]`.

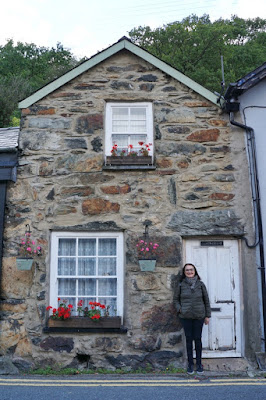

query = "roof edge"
[19, 38, 219, 108]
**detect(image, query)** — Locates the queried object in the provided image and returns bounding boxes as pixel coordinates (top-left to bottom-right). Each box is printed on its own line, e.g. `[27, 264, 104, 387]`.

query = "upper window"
[105, 102, 153, 159]
[49, 232, 124, 318]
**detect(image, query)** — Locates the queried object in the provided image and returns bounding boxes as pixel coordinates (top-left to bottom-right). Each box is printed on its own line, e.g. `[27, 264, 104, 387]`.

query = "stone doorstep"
[199, 357, 258, 375]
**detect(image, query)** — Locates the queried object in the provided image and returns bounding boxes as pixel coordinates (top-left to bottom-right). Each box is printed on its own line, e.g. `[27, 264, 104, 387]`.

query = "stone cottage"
[0, 37, 261, 373]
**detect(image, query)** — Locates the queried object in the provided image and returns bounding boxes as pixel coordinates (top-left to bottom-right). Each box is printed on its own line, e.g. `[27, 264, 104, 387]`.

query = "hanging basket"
[138, 259, 156, 272]
[16, 258, 34, 270]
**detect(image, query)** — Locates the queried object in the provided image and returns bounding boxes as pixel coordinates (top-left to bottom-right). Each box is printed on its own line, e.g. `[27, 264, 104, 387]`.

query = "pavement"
[192, 357, 265, 377]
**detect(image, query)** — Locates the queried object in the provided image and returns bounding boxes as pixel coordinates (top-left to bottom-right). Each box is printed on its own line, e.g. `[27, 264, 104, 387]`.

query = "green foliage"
[129, 14, 266, 94]
[0, 40, 80, 128]
[26, 365, 186, 375]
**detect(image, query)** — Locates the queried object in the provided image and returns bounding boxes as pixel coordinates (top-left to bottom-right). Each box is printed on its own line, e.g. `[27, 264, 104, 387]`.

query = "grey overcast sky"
[1, 0, 265, 59]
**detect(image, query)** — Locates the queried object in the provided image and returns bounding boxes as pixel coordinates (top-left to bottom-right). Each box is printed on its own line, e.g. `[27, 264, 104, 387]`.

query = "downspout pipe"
[229, 111, 266, 351]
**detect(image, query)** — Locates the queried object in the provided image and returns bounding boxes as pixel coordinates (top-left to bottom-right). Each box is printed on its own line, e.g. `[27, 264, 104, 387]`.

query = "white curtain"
[57, 237, 117, 316]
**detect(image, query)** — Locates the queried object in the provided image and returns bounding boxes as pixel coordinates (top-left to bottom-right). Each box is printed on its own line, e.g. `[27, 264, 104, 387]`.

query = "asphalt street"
[0, 376, 266, 400]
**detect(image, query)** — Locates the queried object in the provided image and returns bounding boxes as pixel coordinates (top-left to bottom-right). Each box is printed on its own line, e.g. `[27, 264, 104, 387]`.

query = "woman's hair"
[180, 263, 201, 281]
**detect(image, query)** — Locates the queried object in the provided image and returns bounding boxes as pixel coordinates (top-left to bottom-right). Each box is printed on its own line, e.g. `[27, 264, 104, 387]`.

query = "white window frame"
[49, 231, 124, 319]
[105, 102, 154, 161]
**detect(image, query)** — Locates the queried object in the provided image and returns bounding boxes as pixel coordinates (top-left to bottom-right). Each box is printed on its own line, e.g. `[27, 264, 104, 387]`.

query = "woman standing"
[173, 263, 211, 374]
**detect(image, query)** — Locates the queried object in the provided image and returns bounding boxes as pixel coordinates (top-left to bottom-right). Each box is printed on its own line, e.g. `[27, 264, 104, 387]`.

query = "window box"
[47, 316, 122, 329]
[105, 156, 153, 166]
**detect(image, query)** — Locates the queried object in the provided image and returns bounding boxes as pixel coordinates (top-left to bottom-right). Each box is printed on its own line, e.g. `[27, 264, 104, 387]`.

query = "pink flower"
[26, 247, 32, 252]
[146, 248, 149, 252]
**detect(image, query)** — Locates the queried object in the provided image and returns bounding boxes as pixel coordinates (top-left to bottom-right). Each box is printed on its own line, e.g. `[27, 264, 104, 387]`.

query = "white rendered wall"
[239, 81, 266, 349]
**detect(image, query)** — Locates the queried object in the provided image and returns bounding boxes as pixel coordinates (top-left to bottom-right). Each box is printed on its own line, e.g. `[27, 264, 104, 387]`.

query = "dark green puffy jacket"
[173, 279, 211, 320]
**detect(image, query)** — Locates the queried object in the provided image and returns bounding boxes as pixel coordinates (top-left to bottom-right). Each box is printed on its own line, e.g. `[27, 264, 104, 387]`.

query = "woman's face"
[184, 264, 196, 278]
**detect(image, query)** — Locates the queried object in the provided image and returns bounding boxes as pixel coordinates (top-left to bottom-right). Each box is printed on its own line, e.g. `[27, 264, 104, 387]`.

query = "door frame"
[183, 237, 244, 358]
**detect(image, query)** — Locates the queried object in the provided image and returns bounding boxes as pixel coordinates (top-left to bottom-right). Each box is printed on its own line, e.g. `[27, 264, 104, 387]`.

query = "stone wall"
[0, 49, 257, 372]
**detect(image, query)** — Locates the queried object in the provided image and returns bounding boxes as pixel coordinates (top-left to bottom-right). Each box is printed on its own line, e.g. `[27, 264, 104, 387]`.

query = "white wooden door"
[185, 239, 242, 357]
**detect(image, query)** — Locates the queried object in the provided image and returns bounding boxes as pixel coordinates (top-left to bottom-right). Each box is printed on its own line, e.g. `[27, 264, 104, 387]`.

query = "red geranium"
[46, 299, 73, 320]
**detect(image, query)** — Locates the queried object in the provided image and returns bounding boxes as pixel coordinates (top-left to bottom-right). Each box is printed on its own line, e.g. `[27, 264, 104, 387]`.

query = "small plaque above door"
[200, 240, 224, 247]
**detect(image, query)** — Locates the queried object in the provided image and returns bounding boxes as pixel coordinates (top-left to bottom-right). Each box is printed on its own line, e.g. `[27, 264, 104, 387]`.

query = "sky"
[1, 0, 265, 60]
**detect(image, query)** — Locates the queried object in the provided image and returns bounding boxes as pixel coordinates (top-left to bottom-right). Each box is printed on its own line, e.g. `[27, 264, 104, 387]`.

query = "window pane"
[78, 239, 96, 256]
[130, 135, 147, 146]
[98, 297, 117, 316]
[58, 238, 76, 256]
[77, 297, 97, 313]
[78, 279, 96, 296]
[78, 258, 96, 275]
[112, 134, 128, 147]
[98, 278, 117, 295]
[112, 120, 129, 132]
[99, 238, 116, 256]
[98, 258, 116, 276]
[58, 258, 76, 275]
[130, 107, 146, 119]
[130, 119, 146, 131]
[58, 279, 76, 295]
[59, 297, 75, 308]
[112, 107, 128, 119]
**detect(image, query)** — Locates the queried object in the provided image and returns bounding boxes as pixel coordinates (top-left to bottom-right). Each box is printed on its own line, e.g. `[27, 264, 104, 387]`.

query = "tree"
[0, 40, 81, 127]
[129, 15, 266, 94]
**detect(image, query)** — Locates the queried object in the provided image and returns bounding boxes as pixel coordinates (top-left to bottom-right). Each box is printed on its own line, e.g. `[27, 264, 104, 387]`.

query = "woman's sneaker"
[187, 364, 194, 374]
[196, 364, 204, 374]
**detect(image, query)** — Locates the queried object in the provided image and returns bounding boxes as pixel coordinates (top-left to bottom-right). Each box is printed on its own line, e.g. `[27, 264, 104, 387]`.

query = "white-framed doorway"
[184, 239, 242, 358]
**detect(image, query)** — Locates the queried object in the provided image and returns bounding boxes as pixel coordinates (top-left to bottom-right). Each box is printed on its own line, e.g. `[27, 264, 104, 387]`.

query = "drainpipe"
[0, 182, 7, 296]
[229, 111, 266, 352]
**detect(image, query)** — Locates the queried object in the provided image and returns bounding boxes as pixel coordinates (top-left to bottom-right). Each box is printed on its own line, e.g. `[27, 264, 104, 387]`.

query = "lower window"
[49, 231, 124, 318]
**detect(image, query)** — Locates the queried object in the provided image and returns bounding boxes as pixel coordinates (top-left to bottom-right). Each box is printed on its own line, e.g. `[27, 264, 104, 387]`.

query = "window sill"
[43, 316, 127, 334]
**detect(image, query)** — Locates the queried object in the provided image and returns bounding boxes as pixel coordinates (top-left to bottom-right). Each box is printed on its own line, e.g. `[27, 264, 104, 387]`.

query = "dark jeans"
[180, 318, 204, 366]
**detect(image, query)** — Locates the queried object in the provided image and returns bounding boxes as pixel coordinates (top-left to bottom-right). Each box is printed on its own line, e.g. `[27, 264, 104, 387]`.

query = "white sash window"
[105, 102, 153, 158]
[49, 232, 124, 318]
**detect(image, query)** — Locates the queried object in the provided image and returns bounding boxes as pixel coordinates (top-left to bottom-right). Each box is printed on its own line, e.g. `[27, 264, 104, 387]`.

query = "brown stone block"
[37, 108, 55, 115]
[61, 186, 94, 198]
[82, 198, 120, 215]
[134, 274, 160, 291]
[156, 169, 176, 175]
[187, 129, 220, 142]
[55, 206, 77, 215]
[76, 114, 103, 134]
[156, 158, 173, 168]
[74, 157, 102, 172]
[14, 337, 32, 357]
[177, 160, 189, 169]
[209, 193, 235, 200]
[100, 184, 131, 194]
[21, 108, 31, 116]
[184, 101, 211, 107]
[1, 257, 33, 299]
[39, 162, 53, 176]
[0, 319, 27, 355]
[209, 119, 228, 127]
[52, 92, 81, 99]
[141, 304, 181, 333]
[0, 301, 27, 314]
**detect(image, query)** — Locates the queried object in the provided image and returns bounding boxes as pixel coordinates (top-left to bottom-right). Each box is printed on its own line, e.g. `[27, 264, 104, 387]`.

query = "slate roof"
[0, 127, 20, 151]
[224, 62, 266, 100]
[19, 37, 218, 108]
